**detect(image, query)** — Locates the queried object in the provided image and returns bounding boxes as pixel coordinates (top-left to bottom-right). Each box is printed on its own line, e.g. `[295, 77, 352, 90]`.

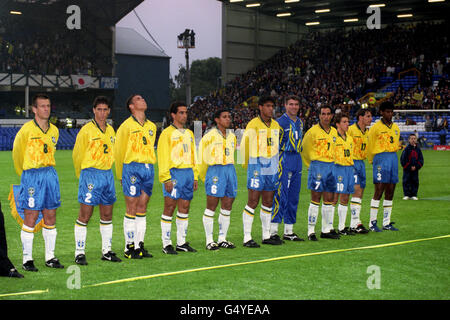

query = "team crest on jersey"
[28, 187, 35, 196]
[87, 183, 94, 191]
[110, 136, 115, 144]
[130, 176, 137, 184]
[172, 179, 177, 186]
[317, 173, 322, 180]
[395, 130, 398, 135]
[253, 170, 259, 177]
[377, 166, 382, 172]
[288, 172, 292, 179]
[52, 136, 56, 144]
[333, 137, 336, 143]
[149, 129, 154, 136]
[212, 176, 219, 184]
[338, 176, 343, 183]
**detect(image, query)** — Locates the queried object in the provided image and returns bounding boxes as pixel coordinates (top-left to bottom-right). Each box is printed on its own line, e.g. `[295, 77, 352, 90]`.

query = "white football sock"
[21, 225, 34, 264]
[123, 214, 136, 250]
[242, 205, 255, 243]
[338, 204, 348, 231]
[218, 208, 231, 243]
[100, 220, 113, 254]
[284, 223, 294, 235]
[135, 213, 147, 248]
[42, 225, 57, 262]
[370, 199, 380, 225]
[350, 197, 362, 228]
[160, 214, 173, 247]
[270, 222, 279, 236]
[307, 202, 319, 236]
[260, 205, 272, 240]
[176, 212, 189, 246]
[321, 204, 334, 233]
[74, 220, 87, 256]
[382, 200, 393, 227]
[203, 208, 215, 244]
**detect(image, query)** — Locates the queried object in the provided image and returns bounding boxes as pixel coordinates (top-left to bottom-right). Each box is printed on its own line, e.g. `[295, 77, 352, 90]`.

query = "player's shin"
[260, 205, 272, 240]
[21, 225, 34, 264]
[307, 202, 319, 235]
[242, 205, 255, 243]
[176, 212, 189, 246]
[42, 224, 57, 262]
[203, 209, 215, 244]
[75, 220, 87, 256]
[218, 208, 231, 243]
[100, 220, 113, 254]
[350, 197, 362, 228]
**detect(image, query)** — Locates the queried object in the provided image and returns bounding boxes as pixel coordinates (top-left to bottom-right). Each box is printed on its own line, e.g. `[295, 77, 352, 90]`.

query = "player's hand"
[193, 180, 198, 191]
[164, 180, 174, 193]
[411, 166, 416, 171]
[119, 180, 122, 186]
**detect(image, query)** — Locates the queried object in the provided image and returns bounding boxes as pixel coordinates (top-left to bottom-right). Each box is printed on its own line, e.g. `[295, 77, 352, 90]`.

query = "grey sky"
[116, 0, 222, 78]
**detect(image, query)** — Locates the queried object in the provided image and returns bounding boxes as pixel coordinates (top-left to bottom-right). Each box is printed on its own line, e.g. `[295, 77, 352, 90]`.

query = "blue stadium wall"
[113, 54, 170, 127]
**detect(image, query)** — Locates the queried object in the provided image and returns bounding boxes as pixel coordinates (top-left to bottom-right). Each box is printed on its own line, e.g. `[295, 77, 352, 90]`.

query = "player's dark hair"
[213, 108, 230, 121]
[379, 101, 394, 112]
[93, 96, 110, 109]
[284, 95, 301, 105]
[169, 101, 187, 115]
[32, 93, 50, 107]
[318, 105, 333, 114]
[334, 112, 349, 125]
[258, 96, 276, 107]
[356, 107, 372, 120]
[125, 94, 140, 113]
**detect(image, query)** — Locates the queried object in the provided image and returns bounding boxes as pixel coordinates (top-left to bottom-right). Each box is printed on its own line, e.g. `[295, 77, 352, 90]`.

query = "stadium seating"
[0, 127, 80, 151]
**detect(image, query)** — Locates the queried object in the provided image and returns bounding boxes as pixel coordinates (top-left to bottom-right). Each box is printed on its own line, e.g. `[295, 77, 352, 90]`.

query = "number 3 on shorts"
[130, 185, 136, 196]
[377, 172, 382, 181]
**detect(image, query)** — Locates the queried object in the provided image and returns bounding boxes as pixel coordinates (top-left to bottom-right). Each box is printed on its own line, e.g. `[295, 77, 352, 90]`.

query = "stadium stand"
[189, 22, 449, 141]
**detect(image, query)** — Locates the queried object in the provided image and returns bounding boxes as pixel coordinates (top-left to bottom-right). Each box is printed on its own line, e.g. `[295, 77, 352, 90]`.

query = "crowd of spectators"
[0, 16, 107, 76]
[188, 22, 449, 133]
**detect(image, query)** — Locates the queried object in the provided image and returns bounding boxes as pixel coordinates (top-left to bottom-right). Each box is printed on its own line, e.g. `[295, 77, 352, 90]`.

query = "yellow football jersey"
[114, 116, 157, 179]
[348, 123, 369, 160]
[240, 116, 281, 168]
[367, 119, 401, 164]
[12, 120, 59, 176]
[334, 133, 354, 166]
[198, 127, 236, 181]
[301, 123, 337, 167]
[72, 120, 116, 178]
[157, 125, 198, 183]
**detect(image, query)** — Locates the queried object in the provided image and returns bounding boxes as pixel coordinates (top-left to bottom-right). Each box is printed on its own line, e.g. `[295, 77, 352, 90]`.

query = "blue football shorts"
[122, 162, 155, 197]
[78, 168, 116, 206]
[205, 164, 237, 198]
[372, 152, 399, 184]
[162, 168, 195, 200]
[307, 160, 336, 193]
[353, 159, 366, 189]
[334, 164, 355, 194]
[247, 156, 279, 191]
[18, 166, 61, 211]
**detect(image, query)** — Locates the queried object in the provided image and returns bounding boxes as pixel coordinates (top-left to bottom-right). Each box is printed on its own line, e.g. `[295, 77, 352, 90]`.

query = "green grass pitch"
[0, 150, 449, 300]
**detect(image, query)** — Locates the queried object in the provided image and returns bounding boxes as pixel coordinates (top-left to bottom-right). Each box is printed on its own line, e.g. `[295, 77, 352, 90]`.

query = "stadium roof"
[0, 0, 144, 24]
[115, 27, 170, 58]
[219, 0, 449, 28]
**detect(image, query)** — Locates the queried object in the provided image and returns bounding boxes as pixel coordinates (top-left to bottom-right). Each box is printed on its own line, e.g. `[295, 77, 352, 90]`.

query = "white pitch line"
[84, 234, 450, 289]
